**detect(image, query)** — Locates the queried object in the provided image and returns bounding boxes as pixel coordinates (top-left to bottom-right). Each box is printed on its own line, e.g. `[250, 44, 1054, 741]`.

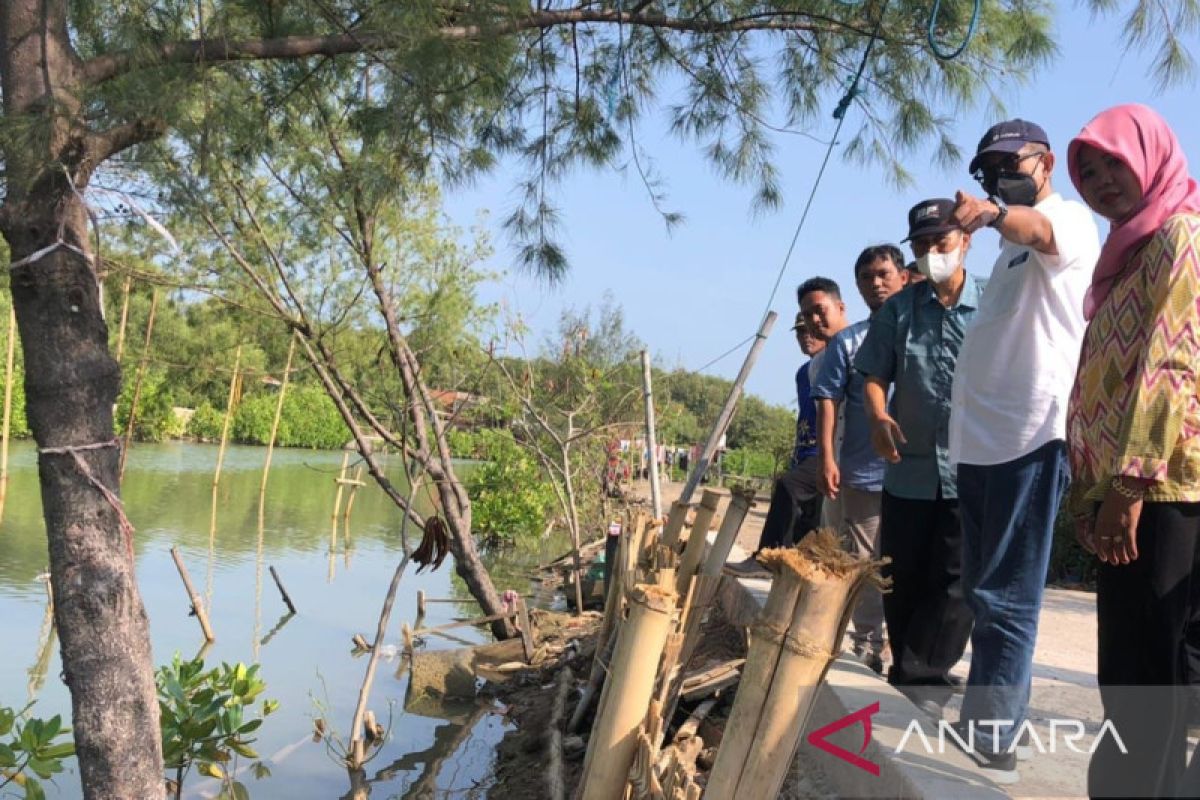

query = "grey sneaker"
[1014, 728, 1034, 761]
[949, 723, 1020, 785]
[723, 556, 770, 579]
[854, 648, 885, 676]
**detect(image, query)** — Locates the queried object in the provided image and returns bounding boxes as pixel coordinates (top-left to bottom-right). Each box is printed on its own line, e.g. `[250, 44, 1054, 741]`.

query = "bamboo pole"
[114, 275, 132, 364]
[679, 311, 777, 505]
[170, 547, 215, 642]
[674, 489, 722, 597]
[734, 533, 878, 798]
[212, 344, 242, 489]
[343, 465, 365, 521]
[660, 500, 690, 551]
[705, 547, 806, 798]
[269, 565, 296, 614]
[119, 288, 159, 482]
[259, 334, 297, 507]
[575, 585, 677, 800]
[206, 484, 218, 608]
[0, 306, 16, 522]
[348, 553, 411, 768]
[699, 487, 756, 577]
[640, 350, 663, 520]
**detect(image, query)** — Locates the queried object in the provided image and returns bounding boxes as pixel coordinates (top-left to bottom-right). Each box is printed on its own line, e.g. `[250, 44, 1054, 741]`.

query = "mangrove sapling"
[157, 655, 278, 800]
[0, 704, 75, 800]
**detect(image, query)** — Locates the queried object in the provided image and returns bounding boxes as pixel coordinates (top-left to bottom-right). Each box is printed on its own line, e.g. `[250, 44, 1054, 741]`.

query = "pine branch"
[86, 119, 167, 165]
[82, 9, 862, 86]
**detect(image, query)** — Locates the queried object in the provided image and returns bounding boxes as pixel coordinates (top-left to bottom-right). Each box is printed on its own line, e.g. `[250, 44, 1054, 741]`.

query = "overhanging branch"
[83, 9, 864, 86]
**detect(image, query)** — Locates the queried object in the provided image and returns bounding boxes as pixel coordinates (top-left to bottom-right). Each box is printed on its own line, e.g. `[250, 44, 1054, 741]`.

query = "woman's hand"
[1093, 483, 1144, 565]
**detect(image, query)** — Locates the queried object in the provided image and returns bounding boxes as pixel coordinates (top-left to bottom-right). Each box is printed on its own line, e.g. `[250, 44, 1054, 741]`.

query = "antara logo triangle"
[806, 701, 880, 776]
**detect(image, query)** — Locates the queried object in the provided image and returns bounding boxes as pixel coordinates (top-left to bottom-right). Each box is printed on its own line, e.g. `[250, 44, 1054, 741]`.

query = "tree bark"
[0, 3, 164, 797]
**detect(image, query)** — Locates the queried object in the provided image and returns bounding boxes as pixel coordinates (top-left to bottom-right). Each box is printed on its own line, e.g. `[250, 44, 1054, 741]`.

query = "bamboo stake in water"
[258, 334, 297, 510]
[170, 547, 215, 642]
[114, 275, 132, 364]
[640, 350, 663, 520]
[119, 288, 159, 482]
[269, 565, 297, 614]
[212, 344, 242, 489]
[0, 306, 16, 522]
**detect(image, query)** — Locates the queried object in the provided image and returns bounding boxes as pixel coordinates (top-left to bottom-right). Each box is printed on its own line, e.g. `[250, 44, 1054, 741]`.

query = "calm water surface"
[0, 441, 546, 799]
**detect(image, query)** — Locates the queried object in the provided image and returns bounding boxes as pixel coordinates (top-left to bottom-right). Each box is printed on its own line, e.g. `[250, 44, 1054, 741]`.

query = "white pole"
[680, 312, 777, 505]
[640, 350, 663, 520]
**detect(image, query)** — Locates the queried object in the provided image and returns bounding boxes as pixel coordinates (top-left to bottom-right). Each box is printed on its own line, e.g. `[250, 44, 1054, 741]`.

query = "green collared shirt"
[853, 274, 987, 500]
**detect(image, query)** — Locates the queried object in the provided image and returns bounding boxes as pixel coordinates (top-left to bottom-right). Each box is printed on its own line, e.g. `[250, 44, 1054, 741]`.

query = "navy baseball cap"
[968, 119, 1050, 173]
[902, 198, 957, 242]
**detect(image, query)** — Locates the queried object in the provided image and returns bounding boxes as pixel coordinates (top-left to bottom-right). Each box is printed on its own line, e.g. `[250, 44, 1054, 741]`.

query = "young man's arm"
[853, 299, 904, 463]
[816, 398, 841, 499]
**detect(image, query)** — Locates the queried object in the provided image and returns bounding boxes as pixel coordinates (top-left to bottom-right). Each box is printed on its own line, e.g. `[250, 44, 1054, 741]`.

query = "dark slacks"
[1089, 501, 1200, 799]
[879, 488, 973, 704]
[757, 456, 822, 551]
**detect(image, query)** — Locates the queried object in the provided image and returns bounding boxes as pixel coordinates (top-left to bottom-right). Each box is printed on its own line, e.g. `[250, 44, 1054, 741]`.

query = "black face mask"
[992, 172, 1039, 207]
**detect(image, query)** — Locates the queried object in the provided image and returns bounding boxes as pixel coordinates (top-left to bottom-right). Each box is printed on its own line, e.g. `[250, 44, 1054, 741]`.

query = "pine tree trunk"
[0, 2, 164, 797]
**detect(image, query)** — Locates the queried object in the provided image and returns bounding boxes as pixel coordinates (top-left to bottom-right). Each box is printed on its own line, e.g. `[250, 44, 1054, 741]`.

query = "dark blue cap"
[903, 198, 957, 243]
[968, 119, 1050, 173]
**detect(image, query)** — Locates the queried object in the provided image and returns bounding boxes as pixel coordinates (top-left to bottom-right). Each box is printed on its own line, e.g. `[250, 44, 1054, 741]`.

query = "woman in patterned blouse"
[1067, 104, 1200, 798]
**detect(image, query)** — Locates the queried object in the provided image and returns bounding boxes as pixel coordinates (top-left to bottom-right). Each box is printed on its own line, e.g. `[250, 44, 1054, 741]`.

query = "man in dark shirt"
[726, 310, 829, 577]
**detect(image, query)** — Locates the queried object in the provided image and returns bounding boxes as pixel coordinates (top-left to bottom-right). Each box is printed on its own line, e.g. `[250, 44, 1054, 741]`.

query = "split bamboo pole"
[170, 547, 215, 642]
[575, 585, 677, 800]
[679, 311, 777, 505]
[0, 306, 16, 522]
[212, 344, 242, 489]
[674, 489, 722, 597]
[258, 334, 297, 510]
[119, 288, 158, 482]
[734, 532, 880, 797]
[114, 275, 133, 364]
[660, 500, 690, 551]
[639, 350, 663, 520]
[704, 547, 808, 798]
[349, 554, 411, 768]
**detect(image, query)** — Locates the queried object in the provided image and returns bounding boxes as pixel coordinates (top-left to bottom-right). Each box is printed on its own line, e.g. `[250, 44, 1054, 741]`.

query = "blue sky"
[443, 6, 1200, 409]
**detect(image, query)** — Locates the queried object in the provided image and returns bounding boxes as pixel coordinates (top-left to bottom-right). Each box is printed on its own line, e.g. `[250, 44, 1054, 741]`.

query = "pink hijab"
[1067, 103, 1200, 319]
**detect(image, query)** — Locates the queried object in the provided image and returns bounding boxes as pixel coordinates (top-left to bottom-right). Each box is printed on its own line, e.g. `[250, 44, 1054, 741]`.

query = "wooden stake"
[0, 306, 16, 522]
[119, 288, 158, 482]
[675, 489, 722, 597]
[259, 334, 297, 507]
[640, 350, 664, 520]
[170, 547, 215, 642]
[349, 554, 410, 768]
[576, 585, 677, 800]
[416, 589, 427, 618]
[680, 311, 777, 505]
[547, 666, 574, 800]
[114, 275, 132, 364]
[212, 344, 242, 489]
[268, 565, 296, 614]
[516, 596, 535, 662]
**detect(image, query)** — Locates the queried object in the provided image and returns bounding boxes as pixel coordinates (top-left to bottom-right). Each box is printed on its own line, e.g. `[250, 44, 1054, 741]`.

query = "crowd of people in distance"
[725, 104, 1200, 797]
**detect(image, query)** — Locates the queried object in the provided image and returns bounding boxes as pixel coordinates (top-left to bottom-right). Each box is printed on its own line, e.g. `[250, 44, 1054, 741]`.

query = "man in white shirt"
[947, 119, 1100, 783]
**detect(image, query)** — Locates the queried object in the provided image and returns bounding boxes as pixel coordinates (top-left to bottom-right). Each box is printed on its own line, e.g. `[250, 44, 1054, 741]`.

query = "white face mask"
[917, 247, 961, 283]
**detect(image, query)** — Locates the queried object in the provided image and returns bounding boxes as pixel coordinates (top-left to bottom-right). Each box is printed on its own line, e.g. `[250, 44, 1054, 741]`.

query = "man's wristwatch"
[987, 195, 1008, 228]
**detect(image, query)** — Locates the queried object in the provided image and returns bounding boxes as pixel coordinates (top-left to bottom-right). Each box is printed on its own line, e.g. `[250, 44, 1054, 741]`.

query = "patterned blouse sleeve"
[1113, 215, 1200, 483]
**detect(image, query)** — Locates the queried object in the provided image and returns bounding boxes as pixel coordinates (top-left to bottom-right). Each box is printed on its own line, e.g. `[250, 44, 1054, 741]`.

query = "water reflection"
[0, 441, 525, 798]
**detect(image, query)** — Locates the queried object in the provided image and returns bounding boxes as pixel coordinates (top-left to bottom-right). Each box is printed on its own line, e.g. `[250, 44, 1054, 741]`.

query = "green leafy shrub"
[445, 428, 485, 459]
[0, 704, 75, 800]
[115, 371, 177, 442]
[188, 402, 226, 442]
[722, 448, 777, 479]
[230, 386, 349, 450]
[158, 655, 277, 800]
[467, 429, 556, 545]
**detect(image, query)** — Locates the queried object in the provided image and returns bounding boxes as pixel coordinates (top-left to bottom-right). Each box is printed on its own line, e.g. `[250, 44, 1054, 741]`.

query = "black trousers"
[757, 457, 823, 551]
[1089, 502, 1200, 799]
[879, 488, 973, 703]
